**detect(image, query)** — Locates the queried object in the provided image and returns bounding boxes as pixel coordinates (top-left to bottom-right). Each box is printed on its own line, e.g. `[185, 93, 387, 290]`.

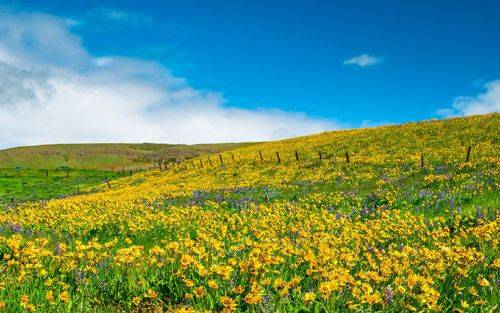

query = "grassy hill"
[0, 142, 254, 170]
[0, 114, 498, 312]
[0, 142, 254, 204]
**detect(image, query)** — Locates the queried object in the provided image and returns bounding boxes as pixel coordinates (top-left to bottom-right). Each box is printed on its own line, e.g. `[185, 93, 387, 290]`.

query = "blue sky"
[0, 1, 499, 147]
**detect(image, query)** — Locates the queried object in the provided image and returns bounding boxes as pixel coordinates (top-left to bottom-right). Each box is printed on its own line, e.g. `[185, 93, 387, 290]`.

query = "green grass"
[0, 168, 127, 204]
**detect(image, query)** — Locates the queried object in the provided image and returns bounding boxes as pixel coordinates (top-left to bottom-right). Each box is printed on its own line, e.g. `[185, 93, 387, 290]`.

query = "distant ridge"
[0, 142, 255, 170]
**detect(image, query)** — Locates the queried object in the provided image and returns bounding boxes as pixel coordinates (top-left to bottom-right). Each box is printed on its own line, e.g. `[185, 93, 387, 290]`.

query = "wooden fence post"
[259, 151, 264, 162]
[200, 159, 203, 167]
[345, 151, 350, 163]
[465, 146, 471, 163]
[420, 153, 424, 169]
[104, 178, 111, 189]
[318, 151, 322, 160]
[219, 154, 224, 166]
[208, 157, 213, 167]
[276, 152, 281, 164]
[231, 153, 235, 163]
[295, 150, 299, 161]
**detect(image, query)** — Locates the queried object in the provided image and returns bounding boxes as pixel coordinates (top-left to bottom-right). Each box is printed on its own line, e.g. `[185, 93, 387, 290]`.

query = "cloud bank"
[438, 80, 500, 117]
[0, 11, 337, 149]
[343, 54, 381, 68]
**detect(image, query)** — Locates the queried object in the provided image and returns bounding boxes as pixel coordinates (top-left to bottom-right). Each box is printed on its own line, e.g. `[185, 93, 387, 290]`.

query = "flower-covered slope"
[0, 114, 498, 312]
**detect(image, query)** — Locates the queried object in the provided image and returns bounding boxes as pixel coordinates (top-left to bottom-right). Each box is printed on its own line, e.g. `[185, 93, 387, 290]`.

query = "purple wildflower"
[9, 223, 22, 233]
[385, 286, 393, 304]
[54, 242, 62, 255]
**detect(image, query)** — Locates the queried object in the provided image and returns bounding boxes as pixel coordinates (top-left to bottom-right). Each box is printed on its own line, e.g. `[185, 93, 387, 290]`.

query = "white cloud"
[0, 11, 338, 149]
[87, 7, 153, 27]
[438, 80, 500, 117]
[343, 54, 381, 68]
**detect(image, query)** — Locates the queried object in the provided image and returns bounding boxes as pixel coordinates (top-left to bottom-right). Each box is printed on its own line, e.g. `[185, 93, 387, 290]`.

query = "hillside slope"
[0, 114, 498, 312]
[0, 142, 254, 169]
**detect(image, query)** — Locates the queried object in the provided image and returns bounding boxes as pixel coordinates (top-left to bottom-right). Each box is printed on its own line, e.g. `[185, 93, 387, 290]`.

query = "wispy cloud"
[343, 54, 381, 68]
[0, 11, 338, 149]
[437, 80, 500, 117]
[87, 7, 153, 27]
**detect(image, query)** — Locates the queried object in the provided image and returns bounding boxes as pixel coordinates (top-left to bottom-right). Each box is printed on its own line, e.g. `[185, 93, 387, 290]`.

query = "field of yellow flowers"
[0, 114, 498, 312]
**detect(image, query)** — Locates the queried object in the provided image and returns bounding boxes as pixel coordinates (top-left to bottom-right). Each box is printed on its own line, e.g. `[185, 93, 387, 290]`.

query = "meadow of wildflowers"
[0, 114, 498, 312]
